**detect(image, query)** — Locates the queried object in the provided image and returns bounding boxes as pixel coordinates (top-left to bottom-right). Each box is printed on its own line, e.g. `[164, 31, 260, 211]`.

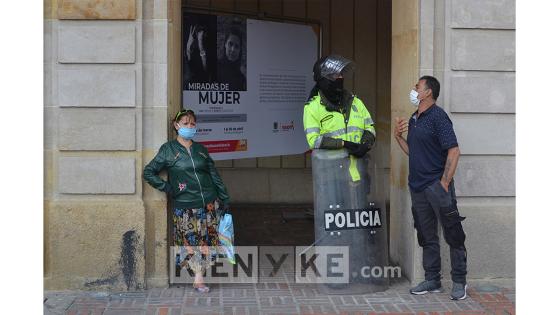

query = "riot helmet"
[312, 55, 355, 109]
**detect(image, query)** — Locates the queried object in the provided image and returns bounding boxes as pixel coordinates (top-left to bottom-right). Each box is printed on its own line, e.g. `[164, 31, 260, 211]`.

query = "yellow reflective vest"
[303, 93, 375, 149]
[303, 92, 375, 181]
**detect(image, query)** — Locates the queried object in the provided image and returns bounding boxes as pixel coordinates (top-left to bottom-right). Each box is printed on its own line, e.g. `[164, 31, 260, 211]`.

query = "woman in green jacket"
[143, 109, 230, 293]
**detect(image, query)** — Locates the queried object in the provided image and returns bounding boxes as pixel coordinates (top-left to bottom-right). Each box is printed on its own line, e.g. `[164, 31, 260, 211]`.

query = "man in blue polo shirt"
[394, 76, 468, 300]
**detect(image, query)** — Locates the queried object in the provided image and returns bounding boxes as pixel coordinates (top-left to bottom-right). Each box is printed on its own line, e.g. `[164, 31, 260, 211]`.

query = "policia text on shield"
[324, 208, 381, 231]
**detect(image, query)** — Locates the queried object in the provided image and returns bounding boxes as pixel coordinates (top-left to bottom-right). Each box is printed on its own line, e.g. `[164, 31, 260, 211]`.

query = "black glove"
[343, 141, 370, 158]
[353, 143, 370, 158]
[343, 140, 360, 151]
[319, 136, 343, 149]
[361, 130, 376, 148]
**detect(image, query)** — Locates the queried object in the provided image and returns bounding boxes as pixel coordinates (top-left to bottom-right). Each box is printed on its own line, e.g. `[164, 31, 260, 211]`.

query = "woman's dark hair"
[172, 109, 196, 134]
[224, 28, 243, 59]
[419, 75, 440, 100]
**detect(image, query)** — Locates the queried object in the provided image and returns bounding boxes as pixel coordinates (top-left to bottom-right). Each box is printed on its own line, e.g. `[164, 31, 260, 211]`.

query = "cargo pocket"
[439, 207, 466, 249]
[411, 207, 426, 247]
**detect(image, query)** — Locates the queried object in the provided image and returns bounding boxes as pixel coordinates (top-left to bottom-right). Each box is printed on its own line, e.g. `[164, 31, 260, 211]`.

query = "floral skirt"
[173, 201, 220, 275]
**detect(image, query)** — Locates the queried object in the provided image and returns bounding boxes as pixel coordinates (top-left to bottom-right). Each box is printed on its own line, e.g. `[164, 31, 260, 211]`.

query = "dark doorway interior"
[233, 204, 314, 246]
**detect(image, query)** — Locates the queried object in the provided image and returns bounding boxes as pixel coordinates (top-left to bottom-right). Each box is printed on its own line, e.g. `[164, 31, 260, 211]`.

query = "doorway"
[166, 0, 392, 283]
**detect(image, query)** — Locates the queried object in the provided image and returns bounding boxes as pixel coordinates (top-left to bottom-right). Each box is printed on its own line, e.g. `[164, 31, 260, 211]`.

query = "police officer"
[304, 55, 383, 290]
[303, 55, 376, 176]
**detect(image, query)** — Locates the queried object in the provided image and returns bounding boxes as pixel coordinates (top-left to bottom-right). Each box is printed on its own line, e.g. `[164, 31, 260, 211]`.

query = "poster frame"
[181, 4, 323, 110]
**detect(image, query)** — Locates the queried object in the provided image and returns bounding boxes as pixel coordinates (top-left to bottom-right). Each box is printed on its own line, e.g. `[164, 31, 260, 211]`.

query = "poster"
[182, 12, 318, 160]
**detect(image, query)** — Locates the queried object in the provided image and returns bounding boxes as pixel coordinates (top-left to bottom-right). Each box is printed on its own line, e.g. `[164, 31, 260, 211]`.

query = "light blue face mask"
[178, 126, 197, 140]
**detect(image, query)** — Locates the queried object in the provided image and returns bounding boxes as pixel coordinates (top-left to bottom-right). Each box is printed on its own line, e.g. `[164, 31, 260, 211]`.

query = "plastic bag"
[218, 213, 236, 264]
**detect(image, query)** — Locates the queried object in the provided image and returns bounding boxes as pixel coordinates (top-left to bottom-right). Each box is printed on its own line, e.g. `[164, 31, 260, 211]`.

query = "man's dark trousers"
[411, 180, 467, 284]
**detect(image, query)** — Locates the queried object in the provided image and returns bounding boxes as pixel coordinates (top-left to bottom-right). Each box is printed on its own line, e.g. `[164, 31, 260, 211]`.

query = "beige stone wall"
[428, 0, 515, 282]
[58, 0, 137, 19]
[45, 0, 392, 290]
[390, 0, 516, 283]
[44, 0, 149, 290]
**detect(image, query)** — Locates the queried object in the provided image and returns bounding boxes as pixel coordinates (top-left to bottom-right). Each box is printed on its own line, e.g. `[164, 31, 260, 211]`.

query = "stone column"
[142, 0, 170, 288]
[390, 0, 422, 283]
[44, 0, 147, 290]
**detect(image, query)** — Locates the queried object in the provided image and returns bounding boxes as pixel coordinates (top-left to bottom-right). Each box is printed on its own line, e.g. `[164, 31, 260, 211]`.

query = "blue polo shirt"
[407, 104, 458, 193]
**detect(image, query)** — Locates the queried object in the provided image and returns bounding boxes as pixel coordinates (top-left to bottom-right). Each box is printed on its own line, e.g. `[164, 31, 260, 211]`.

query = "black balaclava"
[318, 77, 344, 110]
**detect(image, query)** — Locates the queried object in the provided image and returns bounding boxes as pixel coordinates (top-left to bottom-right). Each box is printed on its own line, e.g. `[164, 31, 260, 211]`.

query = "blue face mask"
[178, 126, 197, 140]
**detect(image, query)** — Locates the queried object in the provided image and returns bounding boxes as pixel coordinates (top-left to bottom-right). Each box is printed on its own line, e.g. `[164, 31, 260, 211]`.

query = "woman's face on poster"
[225, 34, 241, 62]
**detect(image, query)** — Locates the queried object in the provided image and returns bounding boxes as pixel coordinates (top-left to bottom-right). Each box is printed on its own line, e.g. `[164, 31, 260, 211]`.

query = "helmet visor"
[319, 55, 354, 81]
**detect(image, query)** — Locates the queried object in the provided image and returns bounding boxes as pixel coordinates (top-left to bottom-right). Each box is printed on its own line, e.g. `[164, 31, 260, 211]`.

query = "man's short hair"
[419, 75, 440, 100]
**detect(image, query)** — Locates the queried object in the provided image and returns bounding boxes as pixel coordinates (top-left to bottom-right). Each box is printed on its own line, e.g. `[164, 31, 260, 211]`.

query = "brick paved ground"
[44, 280, 515, 315]
[44, 205, 514, 314]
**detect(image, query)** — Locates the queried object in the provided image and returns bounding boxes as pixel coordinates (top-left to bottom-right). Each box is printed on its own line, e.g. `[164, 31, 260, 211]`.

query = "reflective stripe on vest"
[303, 93, 372, 182]
[313, 135, 323, 149]
[322, 126, 364, 138]
[305, 127, 320, 135]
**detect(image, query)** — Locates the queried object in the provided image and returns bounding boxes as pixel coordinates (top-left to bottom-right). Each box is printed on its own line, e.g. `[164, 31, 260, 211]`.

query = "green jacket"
[143, 140, 230, 209]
